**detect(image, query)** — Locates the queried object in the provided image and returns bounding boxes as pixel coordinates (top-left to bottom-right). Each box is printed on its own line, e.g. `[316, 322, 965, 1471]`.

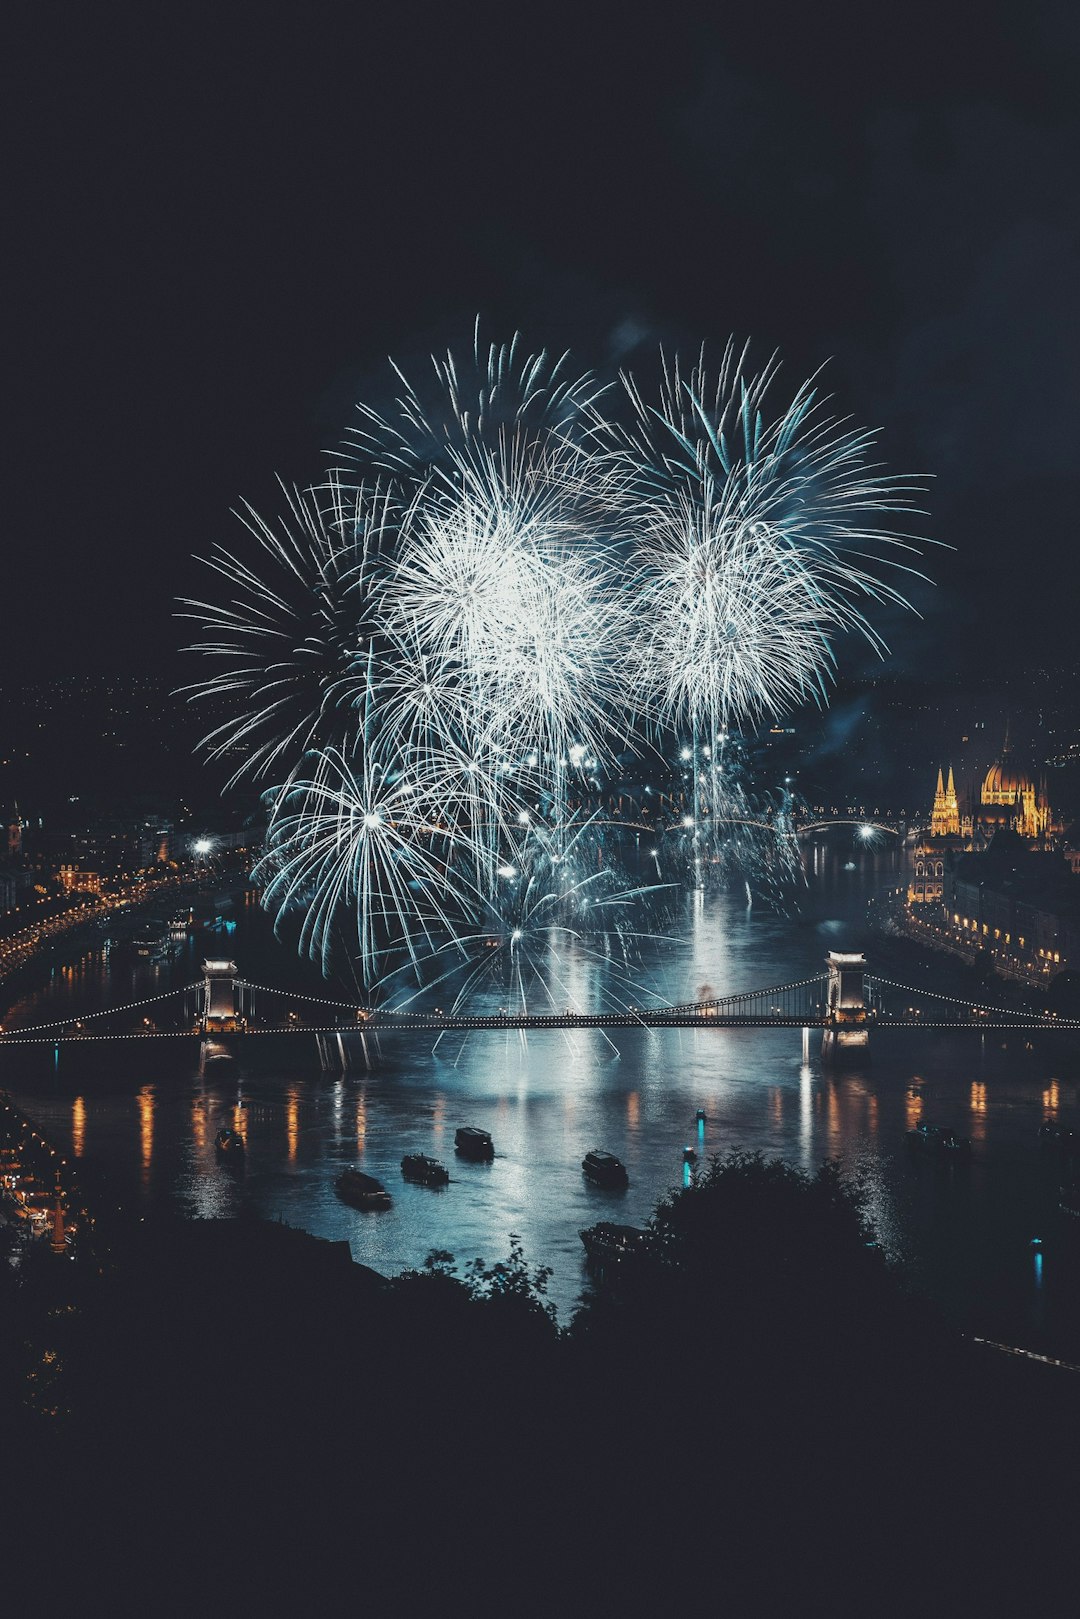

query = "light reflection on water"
[3, 846, 1079, 1351]
[72, 1095, 86, 1157]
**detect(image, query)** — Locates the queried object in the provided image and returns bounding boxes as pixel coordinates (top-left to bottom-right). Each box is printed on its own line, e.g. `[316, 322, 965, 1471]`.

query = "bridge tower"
[200, 959, 241, 1034]
[821, 951, 870, 1065]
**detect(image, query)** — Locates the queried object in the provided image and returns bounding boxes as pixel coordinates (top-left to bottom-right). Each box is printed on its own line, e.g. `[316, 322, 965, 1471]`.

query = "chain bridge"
[1, 952, 1078, 1063]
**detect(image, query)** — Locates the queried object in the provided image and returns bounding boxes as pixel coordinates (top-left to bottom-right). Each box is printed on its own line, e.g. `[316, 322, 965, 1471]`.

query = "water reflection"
[72, 1095, 86, 1157]
[968, 1080, 988, 1145]
[138, 1085, 154, 1183]
[4, 840, 1079, 1354]
[798, 1065, 812, 1167]
[286, 1087, 299, 1162]
[906, 1083, 923, 1130]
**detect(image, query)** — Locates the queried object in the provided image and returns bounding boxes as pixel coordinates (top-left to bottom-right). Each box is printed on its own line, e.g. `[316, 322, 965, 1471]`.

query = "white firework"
[629, 494, 842, 735]
[255, 746, 480, 985]
[179, 478, 394, 788]
[184, 326, 931, 993]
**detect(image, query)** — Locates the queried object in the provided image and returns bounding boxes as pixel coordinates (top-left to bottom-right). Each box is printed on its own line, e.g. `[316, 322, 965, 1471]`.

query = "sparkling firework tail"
[255, 747, 482, 986]
[178, 479, 396, 788]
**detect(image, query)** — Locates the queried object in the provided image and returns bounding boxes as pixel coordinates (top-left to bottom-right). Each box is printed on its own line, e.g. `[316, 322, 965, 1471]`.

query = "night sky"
[7, 2, 1080, 684]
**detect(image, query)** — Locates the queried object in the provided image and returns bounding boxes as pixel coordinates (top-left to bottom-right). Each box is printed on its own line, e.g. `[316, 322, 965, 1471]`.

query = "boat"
[214, 1127, 245, 1159]
[401, 1153, 450, 1187]
[454, 1126, 495, 1161]
[1039, 1121, 1078, 1151]
[582, 1150, 629, 1188]
[335, 1167, 392, 1210]
[906, 1123, 971, 1158]
[580, 1222, 651, 1263]
[169, 907, 192, 934]
[133, 920, 169, 957]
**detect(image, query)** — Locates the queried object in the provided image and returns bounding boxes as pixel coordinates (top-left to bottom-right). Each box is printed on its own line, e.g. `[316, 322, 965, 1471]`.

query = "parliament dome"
[982, 761, 1033, 799]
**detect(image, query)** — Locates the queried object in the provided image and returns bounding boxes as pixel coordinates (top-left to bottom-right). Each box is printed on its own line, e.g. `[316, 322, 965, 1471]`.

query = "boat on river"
[401, 1153, 449, 1187]
[214, 1127, 245, 1161]
[906, 1123, 971, 1159]
[335, 1168, 392, 1210]
[580, 1222, 651, 1263]
[455, 1126, 494, 1161]
[582, 1150, 629, 1188]
[1040, 1121, 1078, 1153]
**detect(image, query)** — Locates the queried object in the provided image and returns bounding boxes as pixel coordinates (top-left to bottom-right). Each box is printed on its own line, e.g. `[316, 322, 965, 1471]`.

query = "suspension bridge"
[0, 953, 1077, 1061]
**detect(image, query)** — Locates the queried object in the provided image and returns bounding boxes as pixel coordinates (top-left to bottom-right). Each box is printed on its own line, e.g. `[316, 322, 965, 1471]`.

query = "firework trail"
[179, 478, 395, 789]
[254, 745, 481, 985]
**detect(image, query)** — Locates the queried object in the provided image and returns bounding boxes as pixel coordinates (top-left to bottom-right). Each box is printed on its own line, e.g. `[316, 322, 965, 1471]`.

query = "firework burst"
[179, 478, 395, 788]
[183, 327, 930, 999]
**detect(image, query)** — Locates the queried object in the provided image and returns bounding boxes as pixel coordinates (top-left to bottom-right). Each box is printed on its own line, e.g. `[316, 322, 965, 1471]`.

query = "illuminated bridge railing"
[1, 973, 1079, 1042]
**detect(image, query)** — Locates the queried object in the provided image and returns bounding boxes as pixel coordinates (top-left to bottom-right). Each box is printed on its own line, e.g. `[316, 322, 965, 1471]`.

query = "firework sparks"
[183, 327, 929, 1000]
[179, 478, 395, 788]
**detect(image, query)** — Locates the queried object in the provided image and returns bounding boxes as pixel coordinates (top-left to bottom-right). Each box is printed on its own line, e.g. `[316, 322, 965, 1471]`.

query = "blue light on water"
[683, 1161, 691, 1189]
[1033, 1250, 1044, 1289]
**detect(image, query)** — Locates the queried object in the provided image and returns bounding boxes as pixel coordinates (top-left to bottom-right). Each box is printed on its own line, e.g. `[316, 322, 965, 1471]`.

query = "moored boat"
[582, 1149, 629, 1188]
[455, 1126, 494, 1161]
[214, 1127, 245, 1159]
[401, 1153, 449, 1187]
[335, 1167, 392, 1210]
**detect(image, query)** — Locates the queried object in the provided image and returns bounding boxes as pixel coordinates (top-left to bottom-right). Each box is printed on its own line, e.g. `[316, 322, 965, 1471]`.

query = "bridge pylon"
[821, 951, 870, 1065]
[200, 959, 243, 1035]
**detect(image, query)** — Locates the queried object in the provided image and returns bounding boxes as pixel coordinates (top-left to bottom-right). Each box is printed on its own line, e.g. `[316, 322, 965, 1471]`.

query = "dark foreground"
[2, 1153, 1076, 1615]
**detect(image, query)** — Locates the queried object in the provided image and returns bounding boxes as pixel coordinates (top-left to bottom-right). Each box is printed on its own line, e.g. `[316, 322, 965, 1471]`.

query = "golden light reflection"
[826, 1081, 839, 1139]
[627, 1091, 640, 1131]
[355, 1090, 367, 1151]
[866, 1093, 878, 1136]
[138, 1085, 154, 1178]
[1043, 1080, 1060, 1116]
[432, 1096, 445, 1138]
[232, 1102, 245, 1133]
[906, 1087, 923, 1129]
[770, 1087, 783, 1126]
[72, 1096, 86, 1158]
[286, 1087, 299, 1162]
[969, 1080, 988, 1143]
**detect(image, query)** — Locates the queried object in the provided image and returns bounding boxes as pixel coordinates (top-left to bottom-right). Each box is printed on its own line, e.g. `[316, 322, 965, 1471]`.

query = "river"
[2, 842, 1078, 1351]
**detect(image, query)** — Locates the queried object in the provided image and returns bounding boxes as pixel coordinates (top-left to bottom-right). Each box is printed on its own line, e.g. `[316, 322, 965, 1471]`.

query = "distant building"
[909, 744, 1058, 907]
[944, 833, 1080, 980]
[58, 865, 102, 896]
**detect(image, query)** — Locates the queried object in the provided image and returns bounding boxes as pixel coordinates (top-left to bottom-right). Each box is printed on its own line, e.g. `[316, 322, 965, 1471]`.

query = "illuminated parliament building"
[909, 754, 1055, 907]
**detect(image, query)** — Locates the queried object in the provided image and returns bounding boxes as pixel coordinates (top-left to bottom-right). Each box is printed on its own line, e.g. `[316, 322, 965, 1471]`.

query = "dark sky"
[7, 1, 1080, 685]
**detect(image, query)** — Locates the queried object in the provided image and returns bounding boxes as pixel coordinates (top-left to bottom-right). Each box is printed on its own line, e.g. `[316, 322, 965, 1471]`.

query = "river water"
[3, 842, 1078, 1351]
